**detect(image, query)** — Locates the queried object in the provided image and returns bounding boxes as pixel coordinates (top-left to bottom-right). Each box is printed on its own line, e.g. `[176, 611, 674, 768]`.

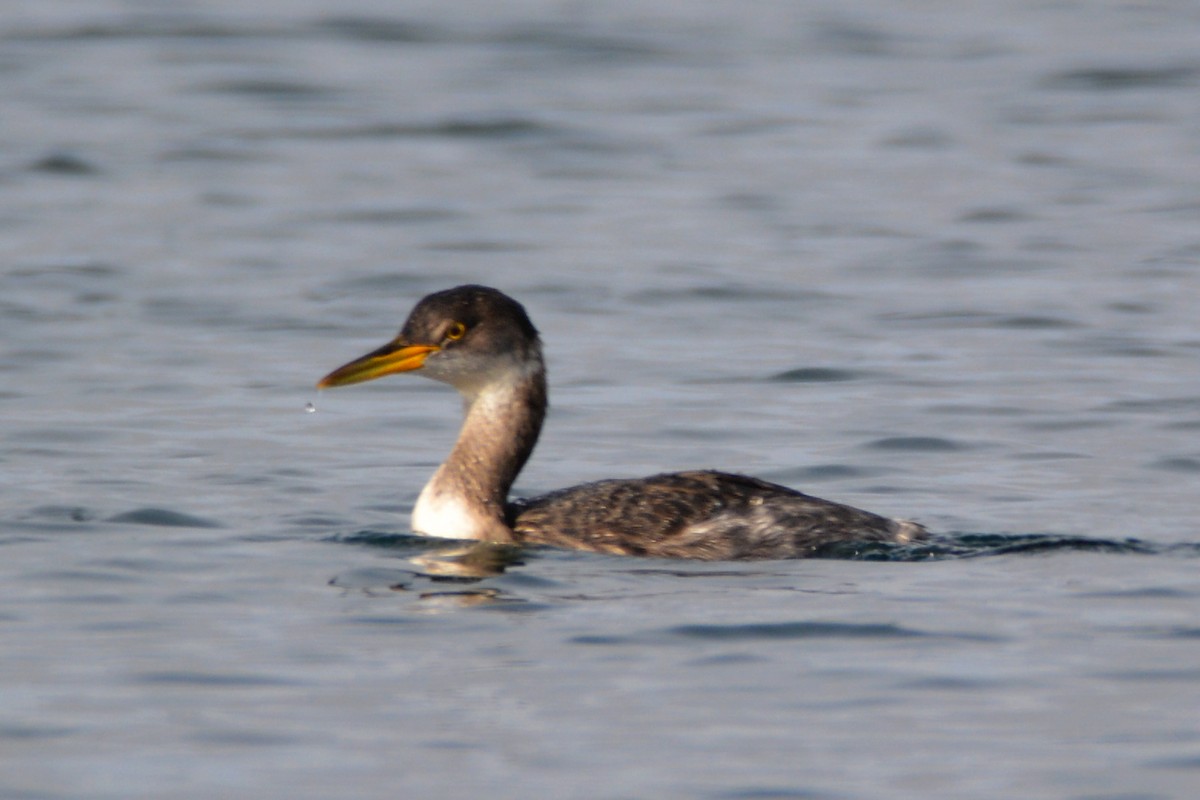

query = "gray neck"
[411, 359, 547, 542]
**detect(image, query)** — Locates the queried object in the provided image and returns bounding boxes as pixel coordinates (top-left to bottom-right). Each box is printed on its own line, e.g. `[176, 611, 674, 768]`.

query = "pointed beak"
[317, 338, 439, 389]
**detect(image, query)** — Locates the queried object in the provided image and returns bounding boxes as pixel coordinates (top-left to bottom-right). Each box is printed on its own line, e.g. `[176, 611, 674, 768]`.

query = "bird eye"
[444, 321, 467, 342]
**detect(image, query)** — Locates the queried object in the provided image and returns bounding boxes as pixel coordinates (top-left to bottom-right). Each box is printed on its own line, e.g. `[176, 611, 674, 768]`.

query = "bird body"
[511, 470, 922, 560]
[318, 285, 925, 560]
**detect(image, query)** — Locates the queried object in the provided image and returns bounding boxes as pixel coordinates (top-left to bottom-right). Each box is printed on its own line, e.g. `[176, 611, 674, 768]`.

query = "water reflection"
[407, 542, 525, 579]
[329, 540, 526, 607]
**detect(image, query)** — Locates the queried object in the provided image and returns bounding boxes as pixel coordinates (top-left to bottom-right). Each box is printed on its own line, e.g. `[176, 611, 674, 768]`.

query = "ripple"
[958, 206, 1035, 224]
[315, 272, 436, 299]
[631, 284, 829, 304]
[763, 464, 877, 483]
[277, 116, 560, 141]
[141, 295, 240, 326]
[1055, 333, 1177, 359]
[327, 530, 438, 549]
[1151, 627, 1200, 639]
[5, 260, 122, 282]
[313, 16, 443, 43]
[26, 505, 97, 523]
[1042, 65, 1200, 91]
[900, 675, 1013, 691]
[344, 615, 431, 627]
[865, 436, 965, 452]
[28, 568, 143, 586]
[188, 729, 305, 746]
[1011, 450, 1090, 461]
[491, 24, 672, 64]
[686, 653, 765, 667]
[106, 508, 223, 528]
[1146, 754, 1200, 770]
[422, 239, 538, 253]
[881, 126, 955, 151]
[926, 403, 1029, 417]
[572, 620, 999, 646]
[27, 152, 101, 176]
[137, 671, 303, 688]
[320, 207, 464, 226]
[710, 788, 844, 800]
[1076, 587, 1195, 600]
[666, 621, 929, 641]
[991, 315, 1080, 330]
[5, 16, 274, 41]
[812, 533, 1186, 561]
[0, 722, 76, 741]
[1148, 456, 1200, 473]
[10, 427, 110, 444]
[882, 309, 1080, 330]
[199, 78, 337, 102]
[769, 367, 872, 383]
[1097, 668, 1200, 682]
[916, 533, 1164, 558]
[1097, 396, 1200, 415]
[876, 240, 1052, 279]
[328, 567, 413, 590]
[158, 145, 268, 164]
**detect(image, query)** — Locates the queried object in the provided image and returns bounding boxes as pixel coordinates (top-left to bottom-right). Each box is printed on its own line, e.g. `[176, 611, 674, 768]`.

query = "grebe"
[317, 285, 925, 560]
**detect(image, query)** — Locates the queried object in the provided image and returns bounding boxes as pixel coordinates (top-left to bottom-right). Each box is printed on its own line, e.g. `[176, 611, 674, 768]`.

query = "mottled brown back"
[508, 470, 924, 560]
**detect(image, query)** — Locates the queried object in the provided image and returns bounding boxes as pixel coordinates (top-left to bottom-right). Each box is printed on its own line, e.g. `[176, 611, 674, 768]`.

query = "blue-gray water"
[4, 3, 1200, 799]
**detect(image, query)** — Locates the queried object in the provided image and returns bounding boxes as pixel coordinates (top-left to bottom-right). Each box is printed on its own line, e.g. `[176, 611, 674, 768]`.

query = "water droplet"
[304, 402, 316, 414]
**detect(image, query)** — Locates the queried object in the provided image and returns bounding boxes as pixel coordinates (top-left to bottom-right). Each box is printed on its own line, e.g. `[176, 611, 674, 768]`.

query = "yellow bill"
[317, 340, 438, 388]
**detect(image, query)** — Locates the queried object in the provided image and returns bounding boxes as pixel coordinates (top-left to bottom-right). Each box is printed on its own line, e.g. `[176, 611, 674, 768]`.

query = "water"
[3, 2, 1200, 798]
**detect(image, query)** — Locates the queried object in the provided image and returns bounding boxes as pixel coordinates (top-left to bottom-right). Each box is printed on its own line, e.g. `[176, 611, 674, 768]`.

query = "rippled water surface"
[4, 2, 1200, 799]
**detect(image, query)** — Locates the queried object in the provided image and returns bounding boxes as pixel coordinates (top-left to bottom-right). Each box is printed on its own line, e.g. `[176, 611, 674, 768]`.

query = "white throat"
[409, 355, 545, 542]
[411, 480, 492, 540]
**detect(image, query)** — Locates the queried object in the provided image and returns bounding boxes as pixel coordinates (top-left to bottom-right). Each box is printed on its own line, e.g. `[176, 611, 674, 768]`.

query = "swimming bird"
[317, 285, 925, 560]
